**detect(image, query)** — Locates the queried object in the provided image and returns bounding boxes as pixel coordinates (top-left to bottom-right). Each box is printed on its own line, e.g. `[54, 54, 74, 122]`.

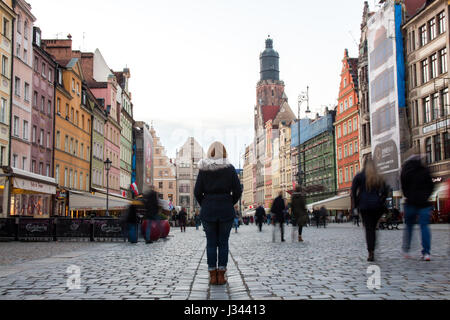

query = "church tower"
[255, 37, 286, 131]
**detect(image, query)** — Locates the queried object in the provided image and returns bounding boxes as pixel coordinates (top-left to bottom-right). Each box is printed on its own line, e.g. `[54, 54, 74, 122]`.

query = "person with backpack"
[401, 155, 434, 261]
[351, 158, 389, 262]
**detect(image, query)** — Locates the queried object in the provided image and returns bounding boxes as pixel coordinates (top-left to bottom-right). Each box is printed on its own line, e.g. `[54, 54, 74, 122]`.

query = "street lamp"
[104, 158, 112, 217]
[297, 87, 311, 188]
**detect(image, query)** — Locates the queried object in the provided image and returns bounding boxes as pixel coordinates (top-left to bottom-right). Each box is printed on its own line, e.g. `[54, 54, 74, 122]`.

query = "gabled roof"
[261, 105, 280, 124]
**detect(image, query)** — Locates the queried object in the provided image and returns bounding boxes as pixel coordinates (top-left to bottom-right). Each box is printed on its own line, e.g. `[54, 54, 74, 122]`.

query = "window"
[344, 99, 348, 110]
[47, 132, 50, 148]
[40, 129, 44, 146]
[12, 154, 17, 168]
[75, 140, 78, 156]
[431, 54, 438, 79]
[57, 98, 61, 114]
[345, 167, 349, 183]
[428, 18, 436, 41]
[22, 120, 28, 140]
[0, 98, 6, 123]
[64, 168, 68, 187]
[340, 103, 343, 114]
[439, 48, 447, 74]
[74, 171, 77, 190]
[56, 131, 60, 149]
[48, 100, 51, 115]
[2, 18, 9, 38]
[76, 83, 80, 95]
[22, 157, 27, 170]
[438, 11, 446, 34]
[48, 69, 52, 82]
[39, 162, 43, 175]
[444, 132, 450, 159]
[86, 174, 89, 191]
[350, 166, 354, 180]
[14, 77, 20, 96]
[70, 108, 74, 122]
[432, 93, 439, 120]
[69, 169, 73, 188]
[41, 63, 46, 78]
[354, 141, 358, 154]
[32, 126, 36, 143]
[338, 147, 342, 160]
[80, 173, 83, 190]
[72, 79, 75, 92]
[80, 143, 84, 159]
[349, 96, 353, 107]
[70, 138, 73, 154]
[343, 122, 347, 136]
[75, 111, 79, 126]
[159, 182, 163, 189]
[425, 137, 432, 164]
[13, 116, 19, 137]
[441, 88, 449, 117]
[344, 145, 348, 158]
[58, 70, 62, 85]
[66, 104, 69, 118]
[64, 135, 68, 152]
[33, 91, 37, 107]
[423, 96, 431, 123]
[420, 24, 427, 46]
[41, 96, 45, 112]
[55, 165, 60, 184]
[23, 49, 27, 64]
[31, 160, 36, 173]
[353, 117, 358, 132]
[87, 146, 90, 160]
[339, 169, 343, 184]
[434, 135, 441, 163]
[46, 164, 50, 177]
[421, 59, 429, 83]
[348, 119, 352, 133]
[24, 20, 28, 39]
[1, 55, 7, 76]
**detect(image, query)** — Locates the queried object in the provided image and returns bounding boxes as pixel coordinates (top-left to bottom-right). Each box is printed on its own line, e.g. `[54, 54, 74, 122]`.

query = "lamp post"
[297, 87, 311, 189]
[104, 158, 112, 217]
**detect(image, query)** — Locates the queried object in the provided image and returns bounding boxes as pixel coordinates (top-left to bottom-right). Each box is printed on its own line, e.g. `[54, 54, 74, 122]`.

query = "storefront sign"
[13, 178, 56, 194]
[93, 219, 124, 239]
[55, 219, 91, 239]
[423, 119, 450, 135]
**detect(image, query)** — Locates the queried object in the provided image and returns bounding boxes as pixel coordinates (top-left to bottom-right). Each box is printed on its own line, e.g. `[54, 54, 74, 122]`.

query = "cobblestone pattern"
[0, 223, 448, 300]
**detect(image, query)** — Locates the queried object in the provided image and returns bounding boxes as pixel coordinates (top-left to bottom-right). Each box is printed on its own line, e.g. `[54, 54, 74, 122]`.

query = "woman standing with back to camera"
[351, 158, 389, 262]
[194, 142, 242, 286]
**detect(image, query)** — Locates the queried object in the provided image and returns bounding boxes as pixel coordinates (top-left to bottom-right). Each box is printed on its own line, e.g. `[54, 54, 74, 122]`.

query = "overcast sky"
[31, 0, 377, 168]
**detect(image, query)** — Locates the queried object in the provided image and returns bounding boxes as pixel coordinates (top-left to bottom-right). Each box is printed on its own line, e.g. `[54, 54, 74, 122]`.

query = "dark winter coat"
[178, 210, 187, 223]
[143, 190, 160, 219]
[194, 159, 242, 222]
[271, 196, 286, 223]
[255, 206, 266, 223]
[401, 157, 434, 208]
[291, 192, 308, 227]
[351, 171, 389, 212]
[124, 204, 140, 224]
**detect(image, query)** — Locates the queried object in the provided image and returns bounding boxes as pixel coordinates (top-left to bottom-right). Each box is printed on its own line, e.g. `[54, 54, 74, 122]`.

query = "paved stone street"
[0, 223, 448, 300]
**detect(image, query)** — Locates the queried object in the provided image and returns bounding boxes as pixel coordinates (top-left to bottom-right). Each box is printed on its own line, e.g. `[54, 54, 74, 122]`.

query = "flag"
[130, 182, 139, 196]
[168, 201, 174, 211]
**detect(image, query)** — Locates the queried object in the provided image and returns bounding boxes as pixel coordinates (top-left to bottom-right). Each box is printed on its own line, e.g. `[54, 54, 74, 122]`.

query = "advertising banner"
[143, 125, 153, 192]
[18, 218, 52, 240]
[367, 1, 405, 191]
[55, 218, 91, 239]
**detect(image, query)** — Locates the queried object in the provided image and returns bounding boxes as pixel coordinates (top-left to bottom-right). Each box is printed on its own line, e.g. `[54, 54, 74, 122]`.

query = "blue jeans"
[403, 205, 432, 255]
[203, 220, 233, 271]
[144, 219, 151, 242]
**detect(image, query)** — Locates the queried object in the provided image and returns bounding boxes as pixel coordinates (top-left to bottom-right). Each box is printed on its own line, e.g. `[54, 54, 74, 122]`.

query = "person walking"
[351, 158, 389, 262]
[194, 141, 242, 286]
[320, 206, 328, 228]
[178, 207, 187, 232]
[255, 204, 266, 232]
[353, 208, 360, 227]
[291, 186, 308, 242]
[233, 212, 240, 233]
[313, 207, 320, 228]
[124, 200, 142, 243]
[401, 155, 434, 261]
[143, 187, 160, 244]
[271, 191, 286, 242]
[194, 211, 201, 231]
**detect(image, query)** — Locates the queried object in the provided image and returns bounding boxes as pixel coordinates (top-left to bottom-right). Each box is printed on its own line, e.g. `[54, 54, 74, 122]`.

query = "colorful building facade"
[335, 49, 360, 194]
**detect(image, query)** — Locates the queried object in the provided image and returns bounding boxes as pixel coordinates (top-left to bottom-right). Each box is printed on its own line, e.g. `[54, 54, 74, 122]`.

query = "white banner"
[13, 178, 56, 194]
[367, 1, 402, 190]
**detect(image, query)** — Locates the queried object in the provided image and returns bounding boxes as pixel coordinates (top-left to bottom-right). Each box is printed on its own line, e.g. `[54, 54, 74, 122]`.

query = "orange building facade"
[335, 49, 360, 194]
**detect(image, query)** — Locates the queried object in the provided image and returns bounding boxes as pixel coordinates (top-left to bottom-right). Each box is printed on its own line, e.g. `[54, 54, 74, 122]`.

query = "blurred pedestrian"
[320, 206, 328, 228]
[178, 207, 187, 232]
[401, 155, 434, 261]
[255, 204, 266, 232]
[313, 207, 320, 228]
[233, 212, 240, 233]
[353, 208, 360, 227]
[143, 187, 160, 244]
[194, 141, 242, 285]
[194, 211, 201, 231]
[291, 186, 308, 242]
[124, 200, 142, 243]
[271, 191, 286, 242]
[351, 158, 389, 262]
[267, 213, 271, 225]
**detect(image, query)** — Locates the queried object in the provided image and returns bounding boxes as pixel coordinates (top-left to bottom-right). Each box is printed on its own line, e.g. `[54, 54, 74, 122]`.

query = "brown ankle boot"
[298, 235, 303, 242]
[217, 269, 227, 285]
[209, 270, 218, 285]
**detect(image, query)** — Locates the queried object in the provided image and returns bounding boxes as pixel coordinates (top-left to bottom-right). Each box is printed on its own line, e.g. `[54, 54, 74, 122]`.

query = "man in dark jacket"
[271, 192, 286, 242]
[178, 208, 187, 232]
[401, 155, 434, 261]
[255, 205, 266, 232]
[143, 187, 160, 244]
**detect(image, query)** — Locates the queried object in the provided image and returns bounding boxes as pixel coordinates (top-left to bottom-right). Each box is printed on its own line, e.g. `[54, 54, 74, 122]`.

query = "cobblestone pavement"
[0, 223, 448, 300]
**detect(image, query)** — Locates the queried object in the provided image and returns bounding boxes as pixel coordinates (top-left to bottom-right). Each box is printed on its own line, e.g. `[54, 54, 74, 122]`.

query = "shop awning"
[69, 191, 132, 211]
[307, 194, 351, 211]
[11, 168, 57, 195]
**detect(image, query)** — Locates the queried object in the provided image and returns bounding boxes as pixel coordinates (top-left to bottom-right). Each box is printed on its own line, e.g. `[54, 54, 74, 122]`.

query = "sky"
[30, 0, 379, 168]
